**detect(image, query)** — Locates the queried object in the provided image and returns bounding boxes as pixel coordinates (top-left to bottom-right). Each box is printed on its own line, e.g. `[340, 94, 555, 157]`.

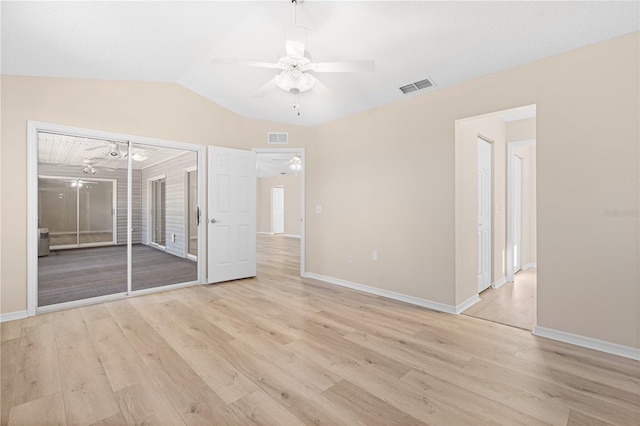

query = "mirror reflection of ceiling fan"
[84, 142, 154, 164]
[211, 0, 374, 106]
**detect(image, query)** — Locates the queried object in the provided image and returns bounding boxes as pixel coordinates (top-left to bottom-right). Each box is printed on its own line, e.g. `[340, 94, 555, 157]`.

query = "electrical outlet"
[171, 233, 176, 242]
[372, 250, 378, 261]
[348, 255, 354, 264]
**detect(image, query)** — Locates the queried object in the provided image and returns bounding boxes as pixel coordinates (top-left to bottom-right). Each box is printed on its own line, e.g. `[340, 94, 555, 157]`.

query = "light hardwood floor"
[2, 235, 639, 425]
[463, 268, 537, 330]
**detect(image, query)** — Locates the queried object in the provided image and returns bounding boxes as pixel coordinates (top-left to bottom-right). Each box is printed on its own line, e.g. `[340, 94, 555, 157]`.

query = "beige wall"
[257, 175, 302, 236]
[2, 32, 638, 350]
[307, 32, 638, 348]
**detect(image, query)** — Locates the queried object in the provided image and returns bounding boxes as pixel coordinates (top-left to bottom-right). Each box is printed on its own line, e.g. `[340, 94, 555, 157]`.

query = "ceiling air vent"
[267, 132, 289, 144]
[399, 77, 435, 94]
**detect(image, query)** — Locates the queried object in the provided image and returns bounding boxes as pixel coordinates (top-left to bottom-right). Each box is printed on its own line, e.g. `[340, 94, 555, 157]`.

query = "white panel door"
[513, 156, 522, 273]
[207, 146, 256, 283]
[271, 186, 284, 234]
[477, 138, 492, 292]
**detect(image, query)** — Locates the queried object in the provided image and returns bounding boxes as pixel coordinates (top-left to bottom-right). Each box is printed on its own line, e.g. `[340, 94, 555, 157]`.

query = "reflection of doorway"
[271, 186, 284, 234]
[186, 167, 198, 260]
[149, 176, 166, 248]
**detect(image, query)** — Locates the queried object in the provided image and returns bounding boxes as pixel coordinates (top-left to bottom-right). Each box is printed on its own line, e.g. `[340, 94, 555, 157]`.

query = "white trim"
[533, 326, 640, 361]
[130, 280, 200, 297]
[257, 231, 274, 236]
[303, 272, 463, 315]
[1, 310, 28, 323]
[283, 234, 301, 239]
[37, 292, 127, 314]
[523, 262, 537, 270]
[253, 148, 305, 277]
[455, 294, 481, 314]
[27, 122, 39, 316]
[491, 276, 508, 289]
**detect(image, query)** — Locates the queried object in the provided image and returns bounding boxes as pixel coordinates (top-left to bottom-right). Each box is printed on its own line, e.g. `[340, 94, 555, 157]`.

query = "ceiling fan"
[211, 0, 374, 101]
[271, 154, 303, 173]
[84, 141, 152, 162]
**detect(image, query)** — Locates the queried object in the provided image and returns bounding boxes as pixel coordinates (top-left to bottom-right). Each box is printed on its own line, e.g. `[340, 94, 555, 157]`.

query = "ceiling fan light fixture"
[131, 152, 148, 162]
[274, 70, 315, 93]
[290, 154, 302, 173]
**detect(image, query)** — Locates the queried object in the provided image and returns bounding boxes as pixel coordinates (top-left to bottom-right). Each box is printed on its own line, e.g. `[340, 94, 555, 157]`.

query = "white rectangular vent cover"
[267, 132, 289, 144]
[399, 78, 435, 94]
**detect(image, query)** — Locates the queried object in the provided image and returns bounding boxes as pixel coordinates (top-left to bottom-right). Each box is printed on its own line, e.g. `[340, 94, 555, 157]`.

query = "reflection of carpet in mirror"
[38, 244, 197, 306]
[462, 268, 536, 331]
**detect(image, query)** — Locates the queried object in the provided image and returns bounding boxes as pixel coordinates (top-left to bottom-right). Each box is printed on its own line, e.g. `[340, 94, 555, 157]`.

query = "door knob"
[210, 218, 221, 224]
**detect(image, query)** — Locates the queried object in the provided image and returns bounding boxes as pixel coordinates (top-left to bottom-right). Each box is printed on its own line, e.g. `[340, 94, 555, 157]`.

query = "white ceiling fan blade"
[309, 60, 375, 73]
[310, 77, 333, 100]
[211, 57, 281, 69]
[251, 78, 277, 98]
[286, 26, 307, 59]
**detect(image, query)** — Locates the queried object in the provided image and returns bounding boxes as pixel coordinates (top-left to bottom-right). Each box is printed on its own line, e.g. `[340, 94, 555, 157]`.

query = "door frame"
[506, 139, 536, 283]
[253, 148, 306, 277]
[27, 121, 206, 316]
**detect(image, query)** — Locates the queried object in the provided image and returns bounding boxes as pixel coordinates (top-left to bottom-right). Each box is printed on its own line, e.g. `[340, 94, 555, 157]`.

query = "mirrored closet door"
[132, 143, 198, 292]
[36, 130, 201, 308]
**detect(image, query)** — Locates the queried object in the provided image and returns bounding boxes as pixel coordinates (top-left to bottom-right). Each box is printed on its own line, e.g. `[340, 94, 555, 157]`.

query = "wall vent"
[267, 132, 289, 144]
[399, 77, 435, 94]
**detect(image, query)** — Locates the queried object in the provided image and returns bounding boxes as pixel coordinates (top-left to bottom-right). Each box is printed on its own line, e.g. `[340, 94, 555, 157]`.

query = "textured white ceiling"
[2, 1, 638, 127]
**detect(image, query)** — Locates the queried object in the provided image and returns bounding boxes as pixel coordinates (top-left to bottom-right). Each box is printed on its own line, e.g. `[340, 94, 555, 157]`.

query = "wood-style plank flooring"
[463, 268, 537, 330]
[2, 235, 639, 425]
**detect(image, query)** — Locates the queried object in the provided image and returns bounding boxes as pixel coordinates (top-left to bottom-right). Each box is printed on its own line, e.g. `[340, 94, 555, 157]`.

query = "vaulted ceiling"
[2, 1, 638, 127]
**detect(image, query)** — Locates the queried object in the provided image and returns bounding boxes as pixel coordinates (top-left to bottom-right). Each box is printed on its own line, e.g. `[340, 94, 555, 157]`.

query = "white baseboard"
[303, 272, 468, 315]
[455, 294, 481, 314]
[492, 276, 507, 289]
[282, 234, 301, 239]
[533, 326, 640, 361]
[257, 231, 273, 235]
[523, 262, 537, 270]
[1, 310, 28, 323]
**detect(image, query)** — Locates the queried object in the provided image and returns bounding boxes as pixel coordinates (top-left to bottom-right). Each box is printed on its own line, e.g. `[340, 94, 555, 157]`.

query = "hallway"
[463, 268, 536, 330]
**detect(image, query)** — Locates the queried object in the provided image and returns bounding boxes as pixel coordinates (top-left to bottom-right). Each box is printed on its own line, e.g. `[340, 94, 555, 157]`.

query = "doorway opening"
[254, 148, 305, 277]
[455, 105, 537, 331]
